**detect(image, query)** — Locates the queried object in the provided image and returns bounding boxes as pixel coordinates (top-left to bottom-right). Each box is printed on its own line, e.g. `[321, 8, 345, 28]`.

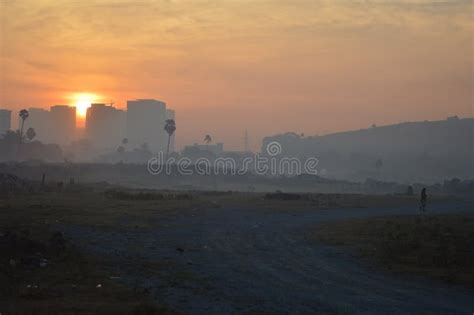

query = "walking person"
[420, 187, 427, 213]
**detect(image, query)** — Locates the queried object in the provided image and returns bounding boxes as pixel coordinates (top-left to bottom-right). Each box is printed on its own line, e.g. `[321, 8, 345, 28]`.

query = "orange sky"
[1, 0, 472, 150]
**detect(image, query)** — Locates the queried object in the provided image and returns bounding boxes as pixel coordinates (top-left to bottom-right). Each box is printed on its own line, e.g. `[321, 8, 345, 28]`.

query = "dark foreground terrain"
[1, 190, 473, 314]
[315, 214, 474, 286]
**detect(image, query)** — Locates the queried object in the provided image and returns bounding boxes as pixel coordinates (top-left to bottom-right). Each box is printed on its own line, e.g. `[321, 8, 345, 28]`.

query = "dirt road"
[62, 201, 474, 314]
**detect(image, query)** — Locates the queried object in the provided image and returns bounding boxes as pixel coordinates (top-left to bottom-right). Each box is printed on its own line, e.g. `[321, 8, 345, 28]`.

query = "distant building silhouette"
[183, 142, 224, 156]
[22, 108, 50, 142]
[50, 105, 76, 145]
[0, 109, 12, 136]
[4, 99, 176, 156]
[85, 103, 126, 150]
[20, 106, 75, 145]
[127, 99, 170, 152]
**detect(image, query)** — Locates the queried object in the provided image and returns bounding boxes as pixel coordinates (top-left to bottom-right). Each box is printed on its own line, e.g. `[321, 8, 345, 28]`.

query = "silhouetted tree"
[375, 158, 383, 173]
[26, 127, 36, 141]
[18, 109, 29, 157]
[118, 138, 128, 155]
[204, 134, 212, 150]
[19, 109, 29, 139]
[164, 119, 176, 161]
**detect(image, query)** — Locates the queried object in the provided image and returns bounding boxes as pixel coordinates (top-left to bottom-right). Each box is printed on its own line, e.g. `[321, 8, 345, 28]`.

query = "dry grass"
[0, 189, 467, 313]
[0, 191, 186, 314]
[314, 214, 474, 286]
[0, 226, 176, 314]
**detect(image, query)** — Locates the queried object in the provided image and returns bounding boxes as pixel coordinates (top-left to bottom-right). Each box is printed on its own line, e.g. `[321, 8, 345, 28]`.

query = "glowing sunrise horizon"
[1, 0, 472, 150]
[70, 93, 101, 118]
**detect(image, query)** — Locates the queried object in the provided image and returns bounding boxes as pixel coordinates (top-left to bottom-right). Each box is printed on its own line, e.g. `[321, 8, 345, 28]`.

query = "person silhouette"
[420, 188, 427, 212]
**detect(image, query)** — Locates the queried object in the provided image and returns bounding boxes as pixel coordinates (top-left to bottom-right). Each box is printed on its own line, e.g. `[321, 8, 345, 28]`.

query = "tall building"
[85, 103, 126, 150]
[127, 99, 168, 152]
[0, 109, 12, 136]
[166, 109, 176, 153]
[21, 106, 76, 145]
[23, 108, 51, 143]
[50, 105, 76, 145]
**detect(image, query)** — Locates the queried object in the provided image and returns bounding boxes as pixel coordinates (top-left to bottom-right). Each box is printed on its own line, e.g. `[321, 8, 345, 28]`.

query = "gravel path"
[62, 201, 474, 314]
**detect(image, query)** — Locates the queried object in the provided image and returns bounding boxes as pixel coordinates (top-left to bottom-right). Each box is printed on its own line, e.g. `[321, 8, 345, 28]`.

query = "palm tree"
[117, 145, 125, 154]
[119, 138, 128, 154]
[164, 119, 176, 162]
[17, 109, 29, 157]
[19, 109, 29, 141]
[26, 127, 36, 141]
[204, 134, 212, 147]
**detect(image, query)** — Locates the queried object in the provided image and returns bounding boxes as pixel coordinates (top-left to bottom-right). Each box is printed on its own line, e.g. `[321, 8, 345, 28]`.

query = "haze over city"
[1, 0, 472, 150]
[1, 1, 474, 314]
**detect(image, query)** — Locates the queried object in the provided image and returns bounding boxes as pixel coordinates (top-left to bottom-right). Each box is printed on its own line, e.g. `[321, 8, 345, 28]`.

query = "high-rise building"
[166, 109, 176, 153]
[23, 108, 51, 143]
[126, 99, 168, 152]
[85, 103, 126, 150]
[20, 106, 75, 145]
[0, 109, 12, 136]
[50, 105, 76, 145]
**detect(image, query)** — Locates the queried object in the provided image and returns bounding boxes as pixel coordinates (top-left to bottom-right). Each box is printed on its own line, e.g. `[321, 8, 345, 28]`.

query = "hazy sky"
[1, 0, 472, 150]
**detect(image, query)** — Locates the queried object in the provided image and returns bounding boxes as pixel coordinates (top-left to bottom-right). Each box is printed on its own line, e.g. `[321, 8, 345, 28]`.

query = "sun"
[72, 93, 99, 117]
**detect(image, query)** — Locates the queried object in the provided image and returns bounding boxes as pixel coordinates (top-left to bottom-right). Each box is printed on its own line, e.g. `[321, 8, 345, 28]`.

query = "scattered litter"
[9, 259, 16, 267]
[96, 284, 102, 288]
[176, 247, 184, 253]
[109, 276, 121, 280]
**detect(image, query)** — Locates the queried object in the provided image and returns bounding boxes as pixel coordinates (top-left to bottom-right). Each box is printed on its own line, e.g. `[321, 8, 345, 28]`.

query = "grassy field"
[0, 210, 177, 315]
[0, 188, 468, 313]
[314, 214, 474, 286]
[0, 190, 197, 314]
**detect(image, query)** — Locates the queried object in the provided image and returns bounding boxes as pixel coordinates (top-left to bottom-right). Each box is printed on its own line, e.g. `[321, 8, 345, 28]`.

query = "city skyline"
[1, 2, 473, 313]
[1, 98, 176, 153]
[1, 0, 472, 150]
